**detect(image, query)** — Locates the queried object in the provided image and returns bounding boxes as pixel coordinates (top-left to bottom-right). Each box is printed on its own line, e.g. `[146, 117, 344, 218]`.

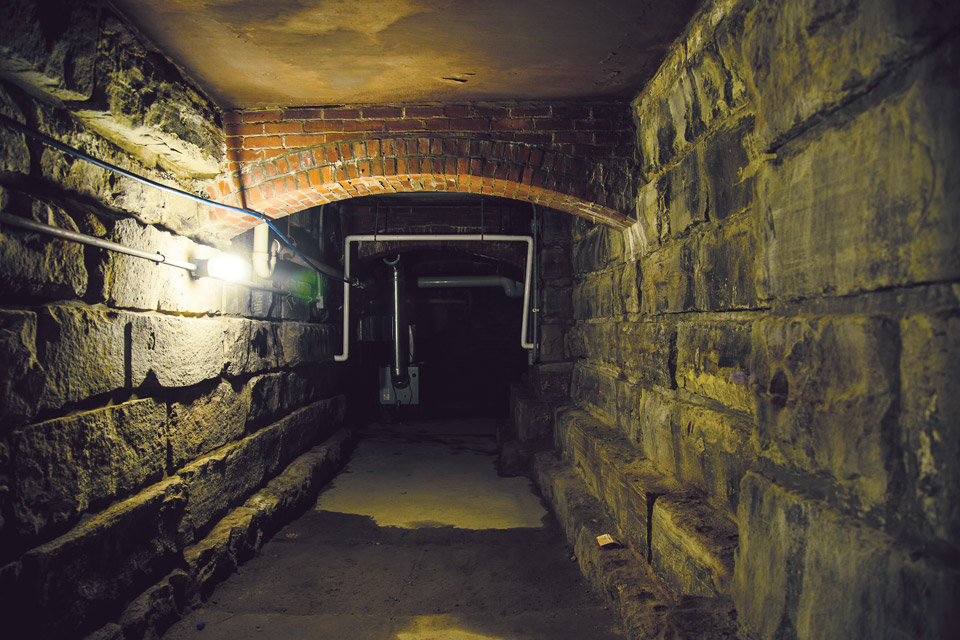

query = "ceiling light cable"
[0, 113, 355, 286]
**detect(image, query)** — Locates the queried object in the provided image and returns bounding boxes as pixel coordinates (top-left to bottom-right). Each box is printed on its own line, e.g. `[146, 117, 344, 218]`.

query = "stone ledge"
[556, 406, 738, 598]
[534, 451, 742, 639]
[184, 427, 357, 599]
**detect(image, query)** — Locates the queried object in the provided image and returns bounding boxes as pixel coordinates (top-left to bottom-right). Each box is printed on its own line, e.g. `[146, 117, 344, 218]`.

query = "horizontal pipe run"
[0, 113, 353, 286]
[417, 275, 524, 297]
[0, 211, 197, 271]
[335, 234, 534, 362]
[0, 212, 290, 296]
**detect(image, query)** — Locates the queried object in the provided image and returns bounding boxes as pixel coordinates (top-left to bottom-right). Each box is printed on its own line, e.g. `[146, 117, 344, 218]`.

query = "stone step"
[556, 407, 738, 598]
[508, 383, 555, 442]
[534, 451, 742, 639]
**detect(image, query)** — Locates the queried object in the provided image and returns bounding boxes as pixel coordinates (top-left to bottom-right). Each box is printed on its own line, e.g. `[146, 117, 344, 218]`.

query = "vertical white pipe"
[333, 234, 535, 362]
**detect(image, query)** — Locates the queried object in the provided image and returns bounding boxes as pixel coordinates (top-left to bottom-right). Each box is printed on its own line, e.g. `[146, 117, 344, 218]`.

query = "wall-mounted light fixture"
[193, 255, 252, 283]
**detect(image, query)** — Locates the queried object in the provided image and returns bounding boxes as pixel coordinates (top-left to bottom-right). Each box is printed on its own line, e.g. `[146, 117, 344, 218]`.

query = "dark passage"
[162, 419, 624, 639]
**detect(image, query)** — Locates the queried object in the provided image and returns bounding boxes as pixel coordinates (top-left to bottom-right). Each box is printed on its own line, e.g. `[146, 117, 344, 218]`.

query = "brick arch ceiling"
[206, 135, 634, 237]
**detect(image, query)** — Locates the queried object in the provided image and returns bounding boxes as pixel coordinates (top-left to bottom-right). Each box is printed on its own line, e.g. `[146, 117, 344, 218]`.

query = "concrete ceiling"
[110, 0, 700, 109]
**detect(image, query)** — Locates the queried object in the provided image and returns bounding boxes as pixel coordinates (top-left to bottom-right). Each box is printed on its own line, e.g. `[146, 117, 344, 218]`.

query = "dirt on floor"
[162, 419, 626, 640]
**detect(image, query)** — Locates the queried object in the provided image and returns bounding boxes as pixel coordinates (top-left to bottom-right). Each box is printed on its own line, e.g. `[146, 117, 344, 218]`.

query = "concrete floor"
[162, 419, 625, 640]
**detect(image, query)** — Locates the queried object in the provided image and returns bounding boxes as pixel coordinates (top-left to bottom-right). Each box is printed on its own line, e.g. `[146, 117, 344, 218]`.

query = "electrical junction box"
[379, 365, 419, 405]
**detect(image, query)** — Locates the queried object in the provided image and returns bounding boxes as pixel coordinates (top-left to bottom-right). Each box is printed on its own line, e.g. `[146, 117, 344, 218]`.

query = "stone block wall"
[0, 4, 348, 638]
[565, 0, 960, 637]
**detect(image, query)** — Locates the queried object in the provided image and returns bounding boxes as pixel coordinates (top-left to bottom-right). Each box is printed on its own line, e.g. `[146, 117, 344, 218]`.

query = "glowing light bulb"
[196, 255, 251, 283]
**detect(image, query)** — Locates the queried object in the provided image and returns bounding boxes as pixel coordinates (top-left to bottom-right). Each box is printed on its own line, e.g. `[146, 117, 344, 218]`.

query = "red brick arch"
[206, 135, 633, 237]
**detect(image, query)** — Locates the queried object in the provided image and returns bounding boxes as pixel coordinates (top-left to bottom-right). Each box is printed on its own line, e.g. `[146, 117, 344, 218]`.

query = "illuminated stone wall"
[546, 0, 960, 637]
[0, 4, 349, 638]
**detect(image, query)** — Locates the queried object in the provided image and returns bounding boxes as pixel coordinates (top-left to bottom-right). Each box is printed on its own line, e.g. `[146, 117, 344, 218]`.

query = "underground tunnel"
[0, 0, 958, 638]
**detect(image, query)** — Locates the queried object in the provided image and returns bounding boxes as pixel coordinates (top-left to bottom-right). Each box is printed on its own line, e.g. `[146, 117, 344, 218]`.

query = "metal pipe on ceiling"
[334, 234, 535, 362]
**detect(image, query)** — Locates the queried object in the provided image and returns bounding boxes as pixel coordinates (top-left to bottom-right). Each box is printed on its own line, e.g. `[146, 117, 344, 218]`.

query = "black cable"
[0, 113, 353, 285]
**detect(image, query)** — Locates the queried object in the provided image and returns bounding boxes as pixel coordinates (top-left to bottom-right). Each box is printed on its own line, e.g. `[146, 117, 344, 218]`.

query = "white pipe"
[417, 275, 524, 297]
[334, 234, 534, 362]
[252, 223, 275, 279]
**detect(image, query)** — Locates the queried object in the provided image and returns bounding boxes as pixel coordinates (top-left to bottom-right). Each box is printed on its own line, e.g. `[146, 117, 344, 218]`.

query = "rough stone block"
[758, 52, 960, 299]
[184, 507, 258, 598]
[573, 271, 616, 320]
[72, 13, 222, 178]
[573, 226, 625, 273]
[676, 321, 754, 414]
[540, 244, 571, 280]
[0, 0, 98, 101]
[0, 197, 87, 301]
[702, 114, 757, 222]
[571, 363, 619, 426]
[12, 478, 186, 640]
[129, 313, 223, 388]
[636, 388, 677, 477]
[616, 261, 640, 315]
[178, 398, 342, 541]
[538, 322, 568, 363]
[100, 219, 220, 314]
[581, 321, 620, 370]
[750, 315, 898, 516]
[116, 570, 191, 640]
[660, 148, 708, 240]
[899, 311, 960, 546]
[619, 321, 676, 388]
[694, 213, 759, 311]
[634, 181, 660, 255]
[734, 472, 960, 640]
[540, 285, 573, 320]
[10, 398, 166, 539]
[529, 362, 572, 398]
[533, 452, 677, 640]
[0, 92, 30, 174]
[279, 321, 335, 367]
[37, 304, 126, 411]
[742, 0, 960, 148]
[639, 240, 695, 315]
[509, 386, 552, 442]
[650, 490, 738, 598]
[246, 372, 286, 427]
[672, 402, 755, 512]
[222, 318, 283, 376]
[168, 379, 250, 471]
[0, 309, 44, 429]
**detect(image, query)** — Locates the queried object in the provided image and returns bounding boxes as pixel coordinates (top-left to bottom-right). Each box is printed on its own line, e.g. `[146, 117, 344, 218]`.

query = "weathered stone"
[222, 318, 282, 376]
[616, 261, 640, 315]
[580, 321, 619, 369]
[37, 304, 127, 410]
[573, 271, 616, 320]
[0, 91, 30, 174]
[184, 506, 258, 598]
[72, 13, 222, 178]
[758, 52, 960, 300]
[614, 378, 641, 440]
[538, 322, 568, 363]
[12, 478, 186, 640]
[129, 313, 223, 388]
[11, 398, 166, 539]
[651, 489, 738, 597]
[278, 321, 335, 367]
[671, 402, 755, 512]
[534, 452, 676, 640]
[636, 388, 677, 477]
[571, 362, 619, 426]
[573, 226, 625, 273]
[0, 309, 44, 429]
[529, 362, 572, 398]
[100, 218, 221, 314]
[694, 212, 759, 311]
[540, 244, 571, 280]
[634, 181, 660, 254]
[676, 321, 754, 414]
[661, 148, 708, 240]
[639, 240, 695, 315]
[178, 397, 342, 541]
[168, 379, 249, 470]
[702, 114, 757, 222]
[742, 0, 960, 148]
[116, 571, 190, 640]
[509, 386, 552, 442]
[0, 0, 98, 101]
[0, 198, 88, 301]
[899, 311, 960, 546]
[750, 315, 897, 516]
[734, 472, 960, 640]
[619, 321, 676, 388]
[540, 285, 573, 321]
